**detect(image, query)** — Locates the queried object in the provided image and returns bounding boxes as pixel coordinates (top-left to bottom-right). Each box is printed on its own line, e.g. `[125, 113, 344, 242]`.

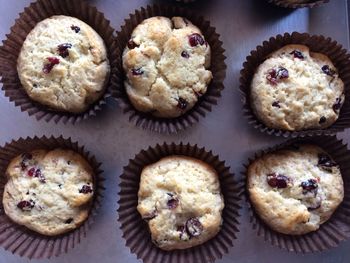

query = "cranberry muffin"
[17, 15, 110, 113]
[250, 44, 344, 131]
[137, 156, 224, 250]
[123, 16, 212, 118]
[2, 149, 94, 236]
[247, 144, 344, 235]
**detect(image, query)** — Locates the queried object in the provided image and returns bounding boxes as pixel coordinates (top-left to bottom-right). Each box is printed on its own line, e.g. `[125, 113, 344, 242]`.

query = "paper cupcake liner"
[0, 0, 118, 124]
[239, 32, 350, 138]
[242, 135, 350, 253]
[113, 5, 226, 134]
[267, 0, 329, 8]
[0, 136, 105, 259]
[118, 142, 242, 263]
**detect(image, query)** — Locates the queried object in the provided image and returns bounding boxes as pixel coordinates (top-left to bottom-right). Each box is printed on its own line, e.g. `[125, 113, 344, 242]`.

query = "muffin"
[17, 15, 110, 113]
[247, 144, 344, 235]
[122, 16, 212, 118]
[250, 44, 344, 131]
[137, 156, 224, 250]
[2, 149, 94, 236]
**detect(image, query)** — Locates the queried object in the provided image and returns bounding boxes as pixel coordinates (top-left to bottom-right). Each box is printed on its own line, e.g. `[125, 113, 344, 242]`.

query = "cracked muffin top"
[250, 44, 344, 131]
[247, 144, 344, 235]
[137, 156, 224, 250]
[2, 149, 94, 236]
[122, 16, 212, 118]
[17, 15, 110, 113]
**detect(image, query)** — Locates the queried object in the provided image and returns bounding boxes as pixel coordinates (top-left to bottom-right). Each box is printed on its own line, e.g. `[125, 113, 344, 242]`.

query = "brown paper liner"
[242, 135, 350, 253]
[267, 0, 329, 8]
[0, 136, 104, 259]
[113, 5, 226, 134]
[0, 0, 118, 124]
[118, 142, 242, 262]
[239, 32, 350, 138]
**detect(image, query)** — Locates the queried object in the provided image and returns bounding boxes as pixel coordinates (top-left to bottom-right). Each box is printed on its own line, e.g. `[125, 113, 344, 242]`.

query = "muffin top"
[17, 15, 110, 113]
[123, 16, 212, 118]
[250, 44, 344, 131]
[247, 144, 344, 235]
[137, 156, 224, 250]
[2, 149, 94, 236]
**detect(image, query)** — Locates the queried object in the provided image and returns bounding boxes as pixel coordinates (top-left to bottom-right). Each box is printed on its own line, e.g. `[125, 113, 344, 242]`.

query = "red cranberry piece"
[272, 101, 280, 108]
[301, 179, 318, 194]
[266, 173, 289, 189]
[266, 67, 289, 85]
[186, 217, 203, 237]
[181, 51, 190, 58]
[17, 200, 35, 211]
[177, 97, 188, 110]
[333, 97, 342, 112]
[71, 25, 80, 33]
[127, 39, 139, 49]
[166, 193, 179, 209]
[131, 68, 144, 76]
[290, 50, 304, 59]
[322, 65, 336, 76]
[319, 116, 326, 124]
[43, 57, 60, 74]
[57, 43, 72, 58]
[65, 218, 73, 224]
[27, 167, 35, 177]
[79, 185, 93, 194]
[188, 33, 205, 47]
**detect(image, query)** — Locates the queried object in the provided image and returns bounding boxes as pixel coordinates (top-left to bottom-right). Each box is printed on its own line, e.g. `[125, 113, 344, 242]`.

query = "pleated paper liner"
[242, 135, 350, 253]
[0, 136, 105, 259]
[118, 142, 242, 263]
[113, 5, 226, 134]
[267, 0, 329, 8]
[0, 0, 118, 124]
[239, 32, 350, 138]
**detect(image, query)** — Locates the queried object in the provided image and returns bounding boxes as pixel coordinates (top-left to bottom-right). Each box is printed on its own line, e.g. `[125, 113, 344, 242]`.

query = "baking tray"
[0, 0, 349, 262]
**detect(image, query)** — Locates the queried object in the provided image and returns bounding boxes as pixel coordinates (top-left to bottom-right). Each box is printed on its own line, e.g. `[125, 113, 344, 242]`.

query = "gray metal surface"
[0, 0, 349, 262]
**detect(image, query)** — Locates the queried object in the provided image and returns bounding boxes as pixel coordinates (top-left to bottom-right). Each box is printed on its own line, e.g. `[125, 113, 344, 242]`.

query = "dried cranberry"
[166, 193, 179, 209]
[43, 57, 60, 74]
[266, 173, 289, 189]
[71, 25, 80, 33]
[322, 65, 336, 76]
[181, 51, 190, 58]
[57, 43, 72, 58]
[272, 101, 281, 108]
[318, 153, 337, 170]
[79, 185, 93, 194]
[127, 39, 139, 49]
[35, 169, 45, 183]
[131, 68, 144, 76]
[177, 97, 188, 110]
[27, 167, 35, 177]
[65, 218, 73, 224]
[17, 200, 35, 211]
[319, 116, 326, 124]
[188, 33, 205, 47]
[186, 218, 203, 237]
[301, 179, 318, 194]
[290, 50, 304, 59]
[333, 97, 342, 112]
[266, 67, 289, 85]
